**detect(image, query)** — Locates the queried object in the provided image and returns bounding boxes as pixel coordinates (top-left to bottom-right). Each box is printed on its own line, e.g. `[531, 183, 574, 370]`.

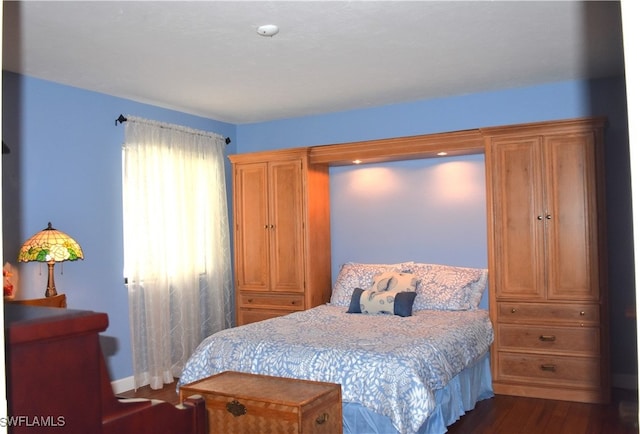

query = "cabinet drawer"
[497, 352, 601, 389]
[239, 293, 305, 310]
[237, 308, 296, 326]
[497, 302, 599, 325]
[497, 324, 599, 355]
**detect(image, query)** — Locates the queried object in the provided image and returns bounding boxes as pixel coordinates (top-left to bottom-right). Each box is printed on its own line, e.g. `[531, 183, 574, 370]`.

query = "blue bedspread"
[179, 305, 494, 434]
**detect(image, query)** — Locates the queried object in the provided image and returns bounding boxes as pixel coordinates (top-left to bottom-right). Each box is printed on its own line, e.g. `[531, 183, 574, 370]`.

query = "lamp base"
[46, 261, 57, 297]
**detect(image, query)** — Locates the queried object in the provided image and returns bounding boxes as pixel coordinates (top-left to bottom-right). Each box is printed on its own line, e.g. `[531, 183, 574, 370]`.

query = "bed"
[178, 262, 495, 434]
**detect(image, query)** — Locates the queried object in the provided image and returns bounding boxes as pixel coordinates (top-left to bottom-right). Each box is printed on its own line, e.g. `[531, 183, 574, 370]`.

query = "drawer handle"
[247, 298, 253, 303]
[316, 413, 329, 425]
[511, 308, 517, 313]
[539, 335, 556, 342]
[540, 364, 556, 372]
[580, 311, 586, 316]
[226, 400, 247, 417]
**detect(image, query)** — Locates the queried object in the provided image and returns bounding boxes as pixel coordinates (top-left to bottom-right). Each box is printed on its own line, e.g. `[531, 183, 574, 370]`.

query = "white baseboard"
[111, 376, 136, 394]
[612, 373, 639, 390]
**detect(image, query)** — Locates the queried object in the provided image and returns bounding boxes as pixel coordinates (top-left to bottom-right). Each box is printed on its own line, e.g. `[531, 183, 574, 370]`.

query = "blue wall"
[4, 71, 634, 381]
[329, 155, 487, 269]
[236, 80, 597, 150]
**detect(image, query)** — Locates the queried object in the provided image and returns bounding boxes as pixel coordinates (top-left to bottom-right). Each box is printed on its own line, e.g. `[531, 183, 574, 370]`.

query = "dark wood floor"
[119, 383, 638, 434]
[446, 389, 638, 434]
[118, 378, 181, 404]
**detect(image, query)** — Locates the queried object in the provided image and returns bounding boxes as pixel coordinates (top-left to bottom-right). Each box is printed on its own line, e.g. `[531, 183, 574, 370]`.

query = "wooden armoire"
[483, 117, 610, 403]
[229, 147, 331, 326]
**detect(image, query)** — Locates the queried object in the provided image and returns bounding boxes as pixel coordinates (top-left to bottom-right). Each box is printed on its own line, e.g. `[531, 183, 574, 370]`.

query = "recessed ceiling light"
[257, 24, 279, 37]
[437, 152, 448, 156]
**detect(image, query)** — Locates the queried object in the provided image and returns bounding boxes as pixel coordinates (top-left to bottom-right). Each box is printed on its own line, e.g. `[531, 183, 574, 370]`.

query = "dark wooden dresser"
[4, 304, 206, 434]
[5, 304, 109, 433]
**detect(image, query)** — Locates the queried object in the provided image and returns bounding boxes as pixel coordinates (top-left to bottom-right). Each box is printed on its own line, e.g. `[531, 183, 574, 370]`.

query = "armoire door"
[234, 162, 270, 291]
[490, 136, 546, 301]
[544, 132, 600, 301]
[268, 159, 305, 293]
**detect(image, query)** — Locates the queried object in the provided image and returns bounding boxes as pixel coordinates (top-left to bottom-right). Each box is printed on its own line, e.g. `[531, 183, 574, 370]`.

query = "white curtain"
[122, 116, 233, 390]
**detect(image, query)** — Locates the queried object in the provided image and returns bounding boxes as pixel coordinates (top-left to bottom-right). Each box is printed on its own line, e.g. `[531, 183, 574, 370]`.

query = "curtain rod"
[115, 114, 231, 145]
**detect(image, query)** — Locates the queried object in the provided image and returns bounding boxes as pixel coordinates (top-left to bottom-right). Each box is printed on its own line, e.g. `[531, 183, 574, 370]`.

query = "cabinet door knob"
[537, 215, 543, 220]
[546, 214, 552, 220]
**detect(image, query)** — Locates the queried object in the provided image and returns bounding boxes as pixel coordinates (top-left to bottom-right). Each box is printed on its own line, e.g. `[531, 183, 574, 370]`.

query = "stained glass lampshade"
[17, 222, 84, 297]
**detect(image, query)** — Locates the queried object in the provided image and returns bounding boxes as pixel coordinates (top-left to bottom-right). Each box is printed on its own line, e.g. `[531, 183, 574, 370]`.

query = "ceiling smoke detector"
[257, 24, 279, 37]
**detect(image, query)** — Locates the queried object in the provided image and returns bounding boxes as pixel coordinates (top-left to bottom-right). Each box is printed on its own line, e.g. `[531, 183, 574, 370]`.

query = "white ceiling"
[3, 1, 625, 125]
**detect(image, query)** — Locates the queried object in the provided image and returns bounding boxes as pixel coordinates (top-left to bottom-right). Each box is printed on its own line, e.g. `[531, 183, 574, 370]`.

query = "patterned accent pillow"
[347, 287, 417, 317]
[410, 263, 488, 311]
[330, 262, 414, 307]
[369, 271, 418, 292]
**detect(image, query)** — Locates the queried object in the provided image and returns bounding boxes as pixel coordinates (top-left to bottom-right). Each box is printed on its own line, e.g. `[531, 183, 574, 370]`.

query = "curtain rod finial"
[115, 114, 128, 126]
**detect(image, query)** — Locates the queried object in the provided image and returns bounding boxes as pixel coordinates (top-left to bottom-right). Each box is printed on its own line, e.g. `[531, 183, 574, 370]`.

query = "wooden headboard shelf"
[308, 128, 484, 166]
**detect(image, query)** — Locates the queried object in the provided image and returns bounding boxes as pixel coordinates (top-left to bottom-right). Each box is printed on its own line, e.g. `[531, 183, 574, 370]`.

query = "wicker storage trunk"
[179, 371, 343, 434]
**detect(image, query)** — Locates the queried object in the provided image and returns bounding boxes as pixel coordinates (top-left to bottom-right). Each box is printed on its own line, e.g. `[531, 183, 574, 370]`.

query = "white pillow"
[409, 263, 488, 311]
